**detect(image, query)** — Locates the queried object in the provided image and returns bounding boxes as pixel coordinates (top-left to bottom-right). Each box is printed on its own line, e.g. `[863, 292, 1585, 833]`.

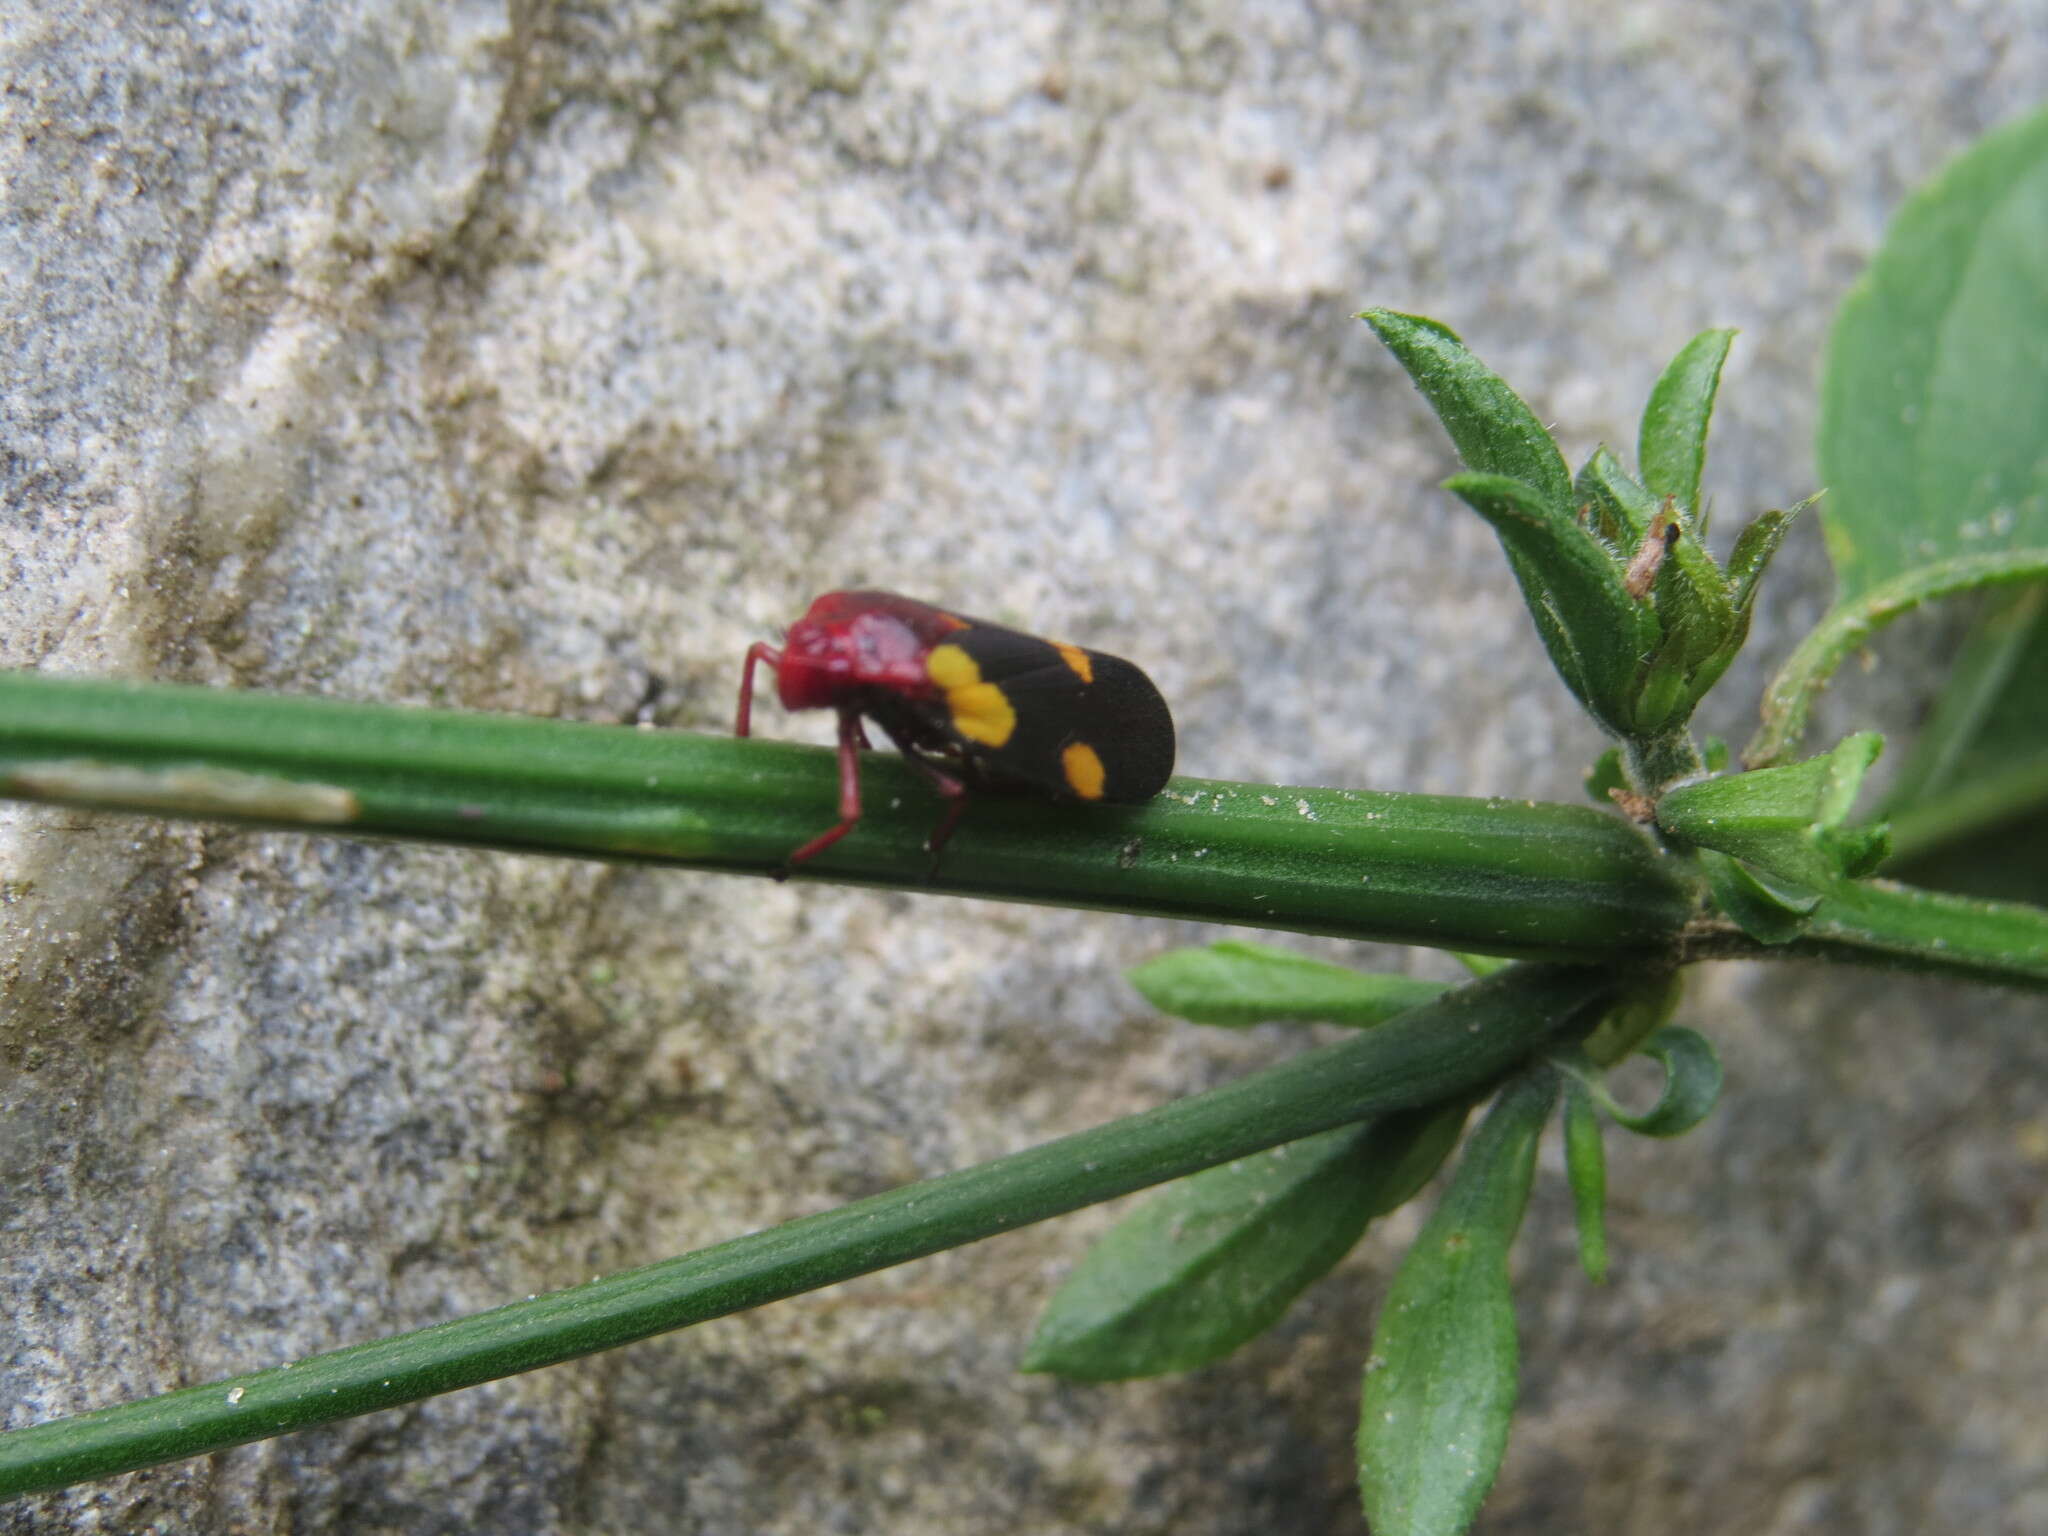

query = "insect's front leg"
[785, 708, 870, 867]
[735, 642, 783, 737]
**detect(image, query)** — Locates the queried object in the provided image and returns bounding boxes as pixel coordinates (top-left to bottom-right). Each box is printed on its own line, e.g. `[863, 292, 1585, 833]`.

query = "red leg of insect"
[735, 642, 782, 737]
[864, 719, 972, 870]
[890, 748, 970, 873]
[923, 791, 971, 870]
[785, 709, 870, 866]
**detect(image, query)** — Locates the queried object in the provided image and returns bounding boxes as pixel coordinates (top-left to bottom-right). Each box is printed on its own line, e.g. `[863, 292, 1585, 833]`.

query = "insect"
[736, 590, 1176, 867]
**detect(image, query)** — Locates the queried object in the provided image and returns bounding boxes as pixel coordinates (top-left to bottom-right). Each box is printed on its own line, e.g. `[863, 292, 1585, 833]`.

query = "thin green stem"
[0, 671, 1696, 962]
[1746, 551, 2048, 767]
[0, 964, 1617, 1499]
[1621, 728, 1706, 794]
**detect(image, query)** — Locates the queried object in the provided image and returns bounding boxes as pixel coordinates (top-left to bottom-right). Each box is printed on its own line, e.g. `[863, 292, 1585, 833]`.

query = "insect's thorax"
[775, 604, 943, 712]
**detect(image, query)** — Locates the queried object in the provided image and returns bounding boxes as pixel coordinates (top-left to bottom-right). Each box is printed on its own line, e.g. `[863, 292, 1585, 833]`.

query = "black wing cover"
[944, 622, 1175, 803]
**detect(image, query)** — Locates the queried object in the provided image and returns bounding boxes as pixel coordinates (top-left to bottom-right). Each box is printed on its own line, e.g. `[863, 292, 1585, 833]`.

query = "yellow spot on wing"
[1062, 741, 1107, 800]
[1054, 643, 1093, 683]
[927, 643, 1017, 747]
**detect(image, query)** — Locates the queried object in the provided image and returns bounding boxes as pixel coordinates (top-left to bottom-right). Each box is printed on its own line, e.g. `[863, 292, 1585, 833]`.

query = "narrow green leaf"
[1726, 505, 1805, 617]
[1444, 472, 1658, 735]
[1696, 848, 1818, 945]
[1639, 329, 1736, 517]
[1573, 450, 1651, 546]
[1701, 737, 1731, 773]
[1598, 1027, 1722, 1138]
[0, 966, 1621, 1499]
[1561, 1080, 1610, 1283]
[1127, 941, 1446, 1028]
[1360, 309, 1574, 515]
[1358, 1068, 1558, 1536]
[1450, 953, 1512, 978]
[1817, 106, 2048, 603]
[1631, 652, 1690, 735]
[1660, 733, 1888, 886]
[1024, 1104, 1468, 1380]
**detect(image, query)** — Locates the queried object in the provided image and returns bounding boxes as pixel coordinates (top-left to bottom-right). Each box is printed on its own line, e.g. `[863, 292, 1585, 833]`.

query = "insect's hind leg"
[871, 723, 972, 874]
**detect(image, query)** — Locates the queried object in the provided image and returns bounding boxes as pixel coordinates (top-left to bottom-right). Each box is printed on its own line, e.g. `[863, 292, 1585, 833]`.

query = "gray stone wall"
[3, 1, 2044, 1530]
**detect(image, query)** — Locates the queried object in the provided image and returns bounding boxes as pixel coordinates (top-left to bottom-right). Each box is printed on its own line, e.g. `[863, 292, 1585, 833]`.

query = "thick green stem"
[0, 671, 1695, 962]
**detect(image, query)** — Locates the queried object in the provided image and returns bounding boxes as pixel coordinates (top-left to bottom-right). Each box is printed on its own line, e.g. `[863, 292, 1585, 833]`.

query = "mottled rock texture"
[3, 1, 2044, 1531]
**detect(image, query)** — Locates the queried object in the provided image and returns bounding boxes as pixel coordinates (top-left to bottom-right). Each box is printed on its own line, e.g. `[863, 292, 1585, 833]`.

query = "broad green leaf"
[1660, 732, 1889, 887]
[1818, 107, 2048, 601]
[1758, 109, 2048, 766]
[1445, 472, 1657, 736]
[1595, 1027, 1722, 1138]
[1639, 329, 1736, 520]
[1882, 802, 2048, 906]
[1360, 309, 1575, 515]
[1561, 1079, 1609, 1283]
[1358, 1068, 1557, 1536]
[1882, 586, 2048, 887]
[1024, 1105, 1469, 1380]
[1128, 941, 1446, 1028]
[1884, 586, 2048, 821]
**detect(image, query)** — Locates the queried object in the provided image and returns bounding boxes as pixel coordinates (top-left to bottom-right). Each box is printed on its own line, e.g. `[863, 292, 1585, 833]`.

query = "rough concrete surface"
[3, 0, 2045, 1531]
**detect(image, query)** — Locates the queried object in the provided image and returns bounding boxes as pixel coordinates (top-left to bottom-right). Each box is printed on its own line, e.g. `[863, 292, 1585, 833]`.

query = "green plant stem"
[1786, 878, 2048, 981]
[1621, 728, 1706, 793]
[7, 672, 2047, 987]
[1746, 551, 2048, 767]
[0, 671, 1694, 962]
[0, 964, 1617, 1499]
[1669, 872, 2048, 988]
